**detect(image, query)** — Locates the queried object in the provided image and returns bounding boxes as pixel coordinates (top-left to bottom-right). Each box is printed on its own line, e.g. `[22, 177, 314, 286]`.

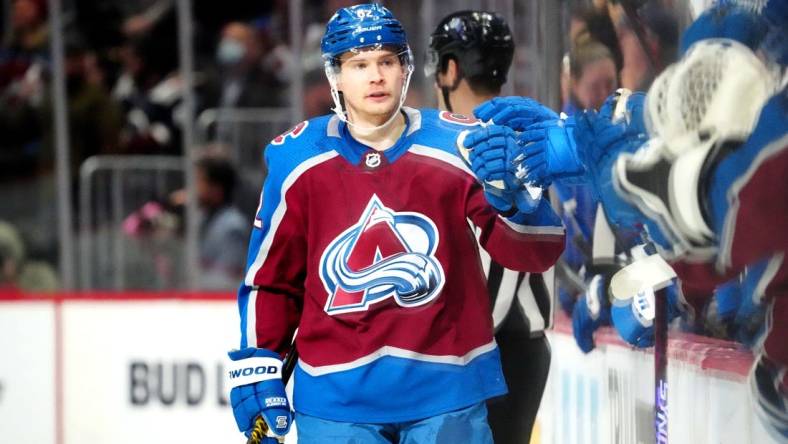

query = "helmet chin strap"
[328, 65, 414, 137]
[441, 85, 454, 112]
[437, 71, 462, 113]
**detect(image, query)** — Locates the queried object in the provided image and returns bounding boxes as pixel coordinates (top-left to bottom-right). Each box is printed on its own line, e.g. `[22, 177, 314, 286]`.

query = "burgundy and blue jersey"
[671, 89, 788, 395]
[235, 107, 565, 422]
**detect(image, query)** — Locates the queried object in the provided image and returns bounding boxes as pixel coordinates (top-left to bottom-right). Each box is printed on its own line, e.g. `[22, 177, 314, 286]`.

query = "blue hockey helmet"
[321, 3, 410, 64]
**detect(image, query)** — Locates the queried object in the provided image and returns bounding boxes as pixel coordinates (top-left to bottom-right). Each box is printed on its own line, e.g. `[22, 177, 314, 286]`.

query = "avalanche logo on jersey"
[320, 195, 445, 315]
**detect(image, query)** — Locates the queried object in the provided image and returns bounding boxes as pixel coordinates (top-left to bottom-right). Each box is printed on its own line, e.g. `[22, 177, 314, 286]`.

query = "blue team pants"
[295, 402, 494, 444]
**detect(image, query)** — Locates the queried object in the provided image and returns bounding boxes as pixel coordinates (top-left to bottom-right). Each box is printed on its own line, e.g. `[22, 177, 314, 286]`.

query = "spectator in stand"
[0, 0, 49, 90]
[39, 33, 123, 178]
[0, 220, 58, 292]
[0, 0, 49, 181]
[206, 22, 287, 128]
[192, 154, 247, 289]
[563, 35, 619, 115]
[0, 29, 121, 271]
[568, 5, 623, 75]
[0, 221, 25, 289]
[126, 153, 247, 290]
[112, 30, 182, 156]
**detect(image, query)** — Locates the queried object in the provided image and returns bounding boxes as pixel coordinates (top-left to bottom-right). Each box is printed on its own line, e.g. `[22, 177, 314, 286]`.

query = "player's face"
[337, 48, 406, 125]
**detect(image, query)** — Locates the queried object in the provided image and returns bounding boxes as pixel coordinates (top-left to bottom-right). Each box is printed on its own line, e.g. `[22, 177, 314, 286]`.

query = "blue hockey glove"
[573, 110, 646, 231]
[462, 125, 541, 214]
[473, 96, 558, 131]
[572, 274, 612, 353]
[611, 285, 656, 348]
[611, 283, 683, 348]
[227, 347, 292, 441]
[604, 90, 647, 137]
[517, 117, 586, 186]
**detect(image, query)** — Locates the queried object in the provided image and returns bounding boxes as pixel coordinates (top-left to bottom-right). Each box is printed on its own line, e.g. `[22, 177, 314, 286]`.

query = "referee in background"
[426, 11, 555, 444]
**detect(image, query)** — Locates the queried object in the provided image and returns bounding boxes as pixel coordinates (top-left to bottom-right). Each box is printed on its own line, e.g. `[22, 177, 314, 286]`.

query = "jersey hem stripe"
[297, 340, 498, 376]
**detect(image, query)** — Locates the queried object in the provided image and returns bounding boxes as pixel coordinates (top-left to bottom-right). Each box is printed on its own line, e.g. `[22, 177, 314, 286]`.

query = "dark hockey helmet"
[425, 11, 514, 85]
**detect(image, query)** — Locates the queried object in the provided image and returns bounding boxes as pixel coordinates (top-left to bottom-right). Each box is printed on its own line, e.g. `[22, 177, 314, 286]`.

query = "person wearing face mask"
[214, 21, 285, 110]
[208, 21, 288, 162]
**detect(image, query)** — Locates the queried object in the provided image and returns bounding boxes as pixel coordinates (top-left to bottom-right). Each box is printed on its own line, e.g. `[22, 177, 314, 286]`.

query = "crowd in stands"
[0, 0, 300, 290]
[2, 0, 729, 340]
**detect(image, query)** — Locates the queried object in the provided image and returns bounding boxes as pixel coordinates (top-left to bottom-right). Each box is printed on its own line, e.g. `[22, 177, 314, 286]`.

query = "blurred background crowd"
[5, 0, 746, 341]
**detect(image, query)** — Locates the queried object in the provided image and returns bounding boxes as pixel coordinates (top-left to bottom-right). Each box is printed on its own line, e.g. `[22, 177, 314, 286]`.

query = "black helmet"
[425, 11, 514, 86]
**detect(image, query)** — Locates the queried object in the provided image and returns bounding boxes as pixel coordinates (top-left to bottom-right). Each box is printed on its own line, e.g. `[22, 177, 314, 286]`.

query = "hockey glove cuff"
[517, 116, 585, 186]
[227, 347, 292, 439]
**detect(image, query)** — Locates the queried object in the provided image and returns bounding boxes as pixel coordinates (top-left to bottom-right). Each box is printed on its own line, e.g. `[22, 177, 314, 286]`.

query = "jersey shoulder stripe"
[409, 108, 482, 157]
[263, 114, 336, 180]
[247, 114, 340, 286]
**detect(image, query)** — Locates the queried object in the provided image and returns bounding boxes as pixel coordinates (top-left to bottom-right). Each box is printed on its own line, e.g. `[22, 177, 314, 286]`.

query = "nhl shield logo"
[365, 152, 382, 168]
[319, 195, 445, 315]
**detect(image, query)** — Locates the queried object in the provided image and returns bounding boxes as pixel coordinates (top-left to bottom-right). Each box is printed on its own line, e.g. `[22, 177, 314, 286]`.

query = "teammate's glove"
[517, 116, 585, 186]
[573, 110, 645, 231]
[610, 283, 683, 348]
[605, 89, 647, 138]
[473, 96, 558, 131]
[227, 347, 292, 442]
[462, 125, 540, 214]
[572, 274, 612, 354]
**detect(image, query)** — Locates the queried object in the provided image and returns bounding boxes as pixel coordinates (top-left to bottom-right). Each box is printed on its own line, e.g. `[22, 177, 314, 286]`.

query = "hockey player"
[577, 40, 787, 440]
[466, 0, 788, 436]
[517, 36, 786, 438]
[425, 11, 558, 444]
[226, 4, 565, 443]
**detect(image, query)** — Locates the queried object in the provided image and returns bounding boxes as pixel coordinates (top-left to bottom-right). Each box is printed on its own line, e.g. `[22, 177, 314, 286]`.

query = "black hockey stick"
[609, 240, 673, 444]
[246, 344, 299, 444]
[654, 285, 668, 443]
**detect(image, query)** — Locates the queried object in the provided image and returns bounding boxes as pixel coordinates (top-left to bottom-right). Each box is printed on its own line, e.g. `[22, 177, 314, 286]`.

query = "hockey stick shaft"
[246, 345, 299, 444]
[654, 286, 668, 443]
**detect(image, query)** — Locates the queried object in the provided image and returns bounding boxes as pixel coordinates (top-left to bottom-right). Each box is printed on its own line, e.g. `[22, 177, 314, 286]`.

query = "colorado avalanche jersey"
[671, 89, 788, 399]
[236, 107, 565, 423]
